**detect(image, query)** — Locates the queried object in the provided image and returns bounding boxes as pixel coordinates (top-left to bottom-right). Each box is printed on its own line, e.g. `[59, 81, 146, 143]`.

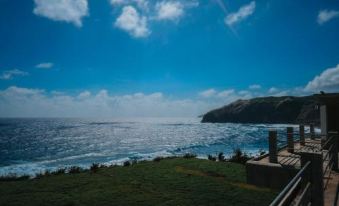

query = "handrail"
[294, 182, 311, 206]
[322, 136, 334, 149]
[269, 161, 311, 206]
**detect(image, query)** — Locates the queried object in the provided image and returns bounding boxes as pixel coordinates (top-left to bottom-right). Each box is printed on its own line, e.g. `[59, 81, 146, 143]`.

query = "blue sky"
[0, 0, 339, 117]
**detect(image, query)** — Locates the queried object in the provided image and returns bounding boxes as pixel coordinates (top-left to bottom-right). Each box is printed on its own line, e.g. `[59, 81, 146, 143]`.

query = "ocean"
[0, 118, 304, 176]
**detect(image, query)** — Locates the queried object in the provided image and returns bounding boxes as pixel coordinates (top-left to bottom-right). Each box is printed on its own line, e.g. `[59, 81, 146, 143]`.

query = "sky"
[0, 0, 339, 117]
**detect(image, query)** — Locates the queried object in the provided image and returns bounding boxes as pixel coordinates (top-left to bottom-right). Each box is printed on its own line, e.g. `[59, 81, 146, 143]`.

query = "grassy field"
[0, 158, 277, 206]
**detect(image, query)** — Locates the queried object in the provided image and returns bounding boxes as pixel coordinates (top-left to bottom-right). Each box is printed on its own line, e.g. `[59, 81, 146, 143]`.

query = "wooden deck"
[256, 139, 322, 169]
[324, 170, 339, 206]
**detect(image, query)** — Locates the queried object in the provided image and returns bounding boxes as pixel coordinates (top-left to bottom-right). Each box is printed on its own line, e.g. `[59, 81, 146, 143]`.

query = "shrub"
[228, 148, 251, 164]
[123, 161, 131, 167]
[52, 168, 66, 175]
[99, 164, 108, 169]
[183, 153, 197, 159]
[35, 172, 44, 179]
[69, 166, 82, 174]
[217, 152, 225, 162]
[153, 156, 164, 162]
[44, 170, 51, 176]
[90, 163, 99, 173]
[207, 154, 216, 161]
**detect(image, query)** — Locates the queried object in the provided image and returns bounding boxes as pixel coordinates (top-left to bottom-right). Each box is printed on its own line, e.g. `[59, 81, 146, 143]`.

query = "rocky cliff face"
[201, 95, 319, 124]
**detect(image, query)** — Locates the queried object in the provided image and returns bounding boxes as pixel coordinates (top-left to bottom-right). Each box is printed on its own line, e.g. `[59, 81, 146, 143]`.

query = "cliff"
[201, 95, 319, 124]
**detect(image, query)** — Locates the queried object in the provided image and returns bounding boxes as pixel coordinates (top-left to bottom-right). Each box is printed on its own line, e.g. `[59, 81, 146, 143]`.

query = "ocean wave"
[0, 118, 303, 176]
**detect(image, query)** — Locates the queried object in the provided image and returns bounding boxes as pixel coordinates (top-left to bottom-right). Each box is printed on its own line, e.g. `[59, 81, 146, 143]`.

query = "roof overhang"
[314, 93, 339, 105]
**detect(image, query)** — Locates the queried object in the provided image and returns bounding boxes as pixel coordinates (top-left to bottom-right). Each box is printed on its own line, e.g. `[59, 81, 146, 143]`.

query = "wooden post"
[310, 124, 315, 140]
[287, 127, 294, 153]
[299, 125, 305, 146]
[269, 130, 278, 163]
[300, 151, 324, 206]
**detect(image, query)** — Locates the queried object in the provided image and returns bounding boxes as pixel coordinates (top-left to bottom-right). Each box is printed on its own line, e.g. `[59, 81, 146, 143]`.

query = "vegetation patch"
[0, 158, 277, 206]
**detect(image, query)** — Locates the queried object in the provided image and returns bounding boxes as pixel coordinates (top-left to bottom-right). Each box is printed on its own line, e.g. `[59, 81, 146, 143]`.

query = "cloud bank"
[0, 86, 218, 118]
[0, 85, 256, 118]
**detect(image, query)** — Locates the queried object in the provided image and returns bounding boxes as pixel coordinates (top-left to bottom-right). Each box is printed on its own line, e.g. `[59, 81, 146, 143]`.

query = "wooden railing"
[269, 130, 338, 206]
[269, 161, 311, 206]
[322, 134, 338, 190]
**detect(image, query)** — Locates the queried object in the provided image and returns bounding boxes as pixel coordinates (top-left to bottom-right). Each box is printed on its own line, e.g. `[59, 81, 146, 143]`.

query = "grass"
[0, 157, 277, 206]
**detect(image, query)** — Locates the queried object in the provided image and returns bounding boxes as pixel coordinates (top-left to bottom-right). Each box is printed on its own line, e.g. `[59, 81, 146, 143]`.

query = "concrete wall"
[246, 160, 299, 190]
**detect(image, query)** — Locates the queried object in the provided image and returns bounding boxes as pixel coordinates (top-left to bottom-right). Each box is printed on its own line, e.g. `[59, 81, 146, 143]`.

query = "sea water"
[0, 118, 304, 176]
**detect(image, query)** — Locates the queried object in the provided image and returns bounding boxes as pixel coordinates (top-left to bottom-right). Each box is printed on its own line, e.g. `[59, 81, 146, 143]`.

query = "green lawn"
[0, 158, 277, 206]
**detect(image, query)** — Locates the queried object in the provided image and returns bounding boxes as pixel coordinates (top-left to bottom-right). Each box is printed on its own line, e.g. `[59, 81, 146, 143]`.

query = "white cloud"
[78, 91, 91, 99]
[35, 62, 53, 69]
[317, 10, 339, 25]
[268, 87, 279, 94]
[225, 1, 256, 26]
[134, 0, 149, 11]
[199, 88, 252, 101]
[115, 6, 150, 38]
[155, 1, 184, 21]
[305, 64, 339, 92]
[110, 0, 126, 5]
[0, 69, 28, 80]
[217, 89, 235, 98]
[199, 89, 217, 98]
[110, 0, 149, 11]
[4, 86, 44, 95]
[249, 84, 261, 90]
[33, 0, 89, 27]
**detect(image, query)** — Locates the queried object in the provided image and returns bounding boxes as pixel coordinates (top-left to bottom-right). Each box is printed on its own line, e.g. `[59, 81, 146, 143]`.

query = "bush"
[35, 172, 44, 179]
[153, 156, 164, 162]
[207, 154, 216, 161]
[51, 168, 66, 175]
[228, 148, 251, 164]
[218, 152, 225, 162]
[123, 161, 131, 167]
[183, 153, 197, 159]
[69, 166, 82, 174]
[99, 164, 108, 169]
[44, 170, 51, 176]
[90, 163, 99, 173]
